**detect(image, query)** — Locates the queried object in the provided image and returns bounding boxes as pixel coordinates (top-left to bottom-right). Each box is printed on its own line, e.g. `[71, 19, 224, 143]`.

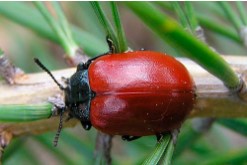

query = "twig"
[94, 132, 113, 165]
[0, 56, 247, 137]
[0, 131, 12, 161]
[0, 54, 23, 84]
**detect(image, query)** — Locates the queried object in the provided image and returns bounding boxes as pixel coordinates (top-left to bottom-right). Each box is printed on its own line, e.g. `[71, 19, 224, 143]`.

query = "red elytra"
[88, 51, 195, 136]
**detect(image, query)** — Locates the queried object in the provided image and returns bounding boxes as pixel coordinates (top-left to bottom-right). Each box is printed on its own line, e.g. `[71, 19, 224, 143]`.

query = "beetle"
[34, 38, 195, 146]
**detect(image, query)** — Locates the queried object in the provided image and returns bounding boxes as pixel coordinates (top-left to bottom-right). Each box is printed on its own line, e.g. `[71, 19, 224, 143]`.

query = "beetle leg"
[156, 131, 179, 143]
[61, 76, 69, 84]
[84, 53, 107, 68]
[65, 113, 73, 121]
[48, 95, 66, 116]
[71, 102, 92, 131]
[122, 135, 141, 141]
[80, 121, 92, 130]
[171, 129, 179, 144]
[84, 36, 116, 68]
[106, 35, 115, 54]
[156, 133, 163, 141]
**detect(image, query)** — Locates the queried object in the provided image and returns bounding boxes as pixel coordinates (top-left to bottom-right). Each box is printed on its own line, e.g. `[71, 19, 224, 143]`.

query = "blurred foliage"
[0, 1, 247, 165]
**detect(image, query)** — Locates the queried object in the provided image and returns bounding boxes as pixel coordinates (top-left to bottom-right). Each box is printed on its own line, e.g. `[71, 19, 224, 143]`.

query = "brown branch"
[0, 54, 24, 85]
[0, 55, 247, 137]
[94, 132, 112, 165]
[180, 55, 247, 118]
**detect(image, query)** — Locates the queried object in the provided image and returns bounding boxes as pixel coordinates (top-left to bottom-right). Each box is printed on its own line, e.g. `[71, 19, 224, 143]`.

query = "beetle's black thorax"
[64, 64, 94, 130]
[65, 69, 91, 104]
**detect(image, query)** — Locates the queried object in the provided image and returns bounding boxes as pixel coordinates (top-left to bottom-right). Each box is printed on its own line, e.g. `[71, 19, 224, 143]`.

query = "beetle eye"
[77, 63, 86, 71]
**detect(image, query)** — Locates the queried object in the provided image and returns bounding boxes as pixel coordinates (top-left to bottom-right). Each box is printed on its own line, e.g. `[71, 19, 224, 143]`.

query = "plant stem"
[142, 134, 171, 165]
[217, 2, 243, 32]
[171, 2, 190, 30]
[156, 2, 243, 46]
[34, 2, 77, 57]
[1, 55, 247, 119]
[94, 132, 112, 165]
[217, 118, 247, 136]
[198, 16, 241, 44]
[159, 137, 175, 165]
[110, 2, 128, 52]
[90, 2, 118, 53]
[184, 2, 199, 34]
[0, 2, 106, 56]
[236, 1, 247, 26]
[0, 53, 21, 84]
[0, 103, 52, 122]
[51, 1, 78, 53]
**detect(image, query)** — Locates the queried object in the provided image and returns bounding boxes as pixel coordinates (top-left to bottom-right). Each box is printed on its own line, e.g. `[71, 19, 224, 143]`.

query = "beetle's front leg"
[83, 53, 108, 68]
[156, 133, 163, 141]
[156, 130, 179, 143]
[83, 36, 116, 68]
[71, 102, 92, 131]
[48, 95, 66, 116]
[80, 120, 92, 130]
[122, 135, 141, 141]
[106, 35, 115, 54]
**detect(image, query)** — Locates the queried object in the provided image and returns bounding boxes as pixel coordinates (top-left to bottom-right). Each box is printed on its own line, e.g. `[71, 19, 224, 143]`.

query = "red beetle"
[89, 51, 195, 138]
[35, 41, 195, 145]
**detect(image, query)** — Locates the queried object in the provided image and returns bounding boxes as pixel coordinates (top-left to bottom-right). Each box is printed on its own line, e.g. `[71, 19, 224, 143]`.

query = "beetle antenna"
[53, 110, 64, 147]
[34, 58, 65, 90]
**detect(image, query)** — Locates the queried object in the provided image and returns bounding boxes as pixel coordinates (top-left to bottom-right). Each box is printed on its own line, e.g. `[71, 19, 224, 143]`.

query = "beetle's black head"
[34, 59, 93, 146]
